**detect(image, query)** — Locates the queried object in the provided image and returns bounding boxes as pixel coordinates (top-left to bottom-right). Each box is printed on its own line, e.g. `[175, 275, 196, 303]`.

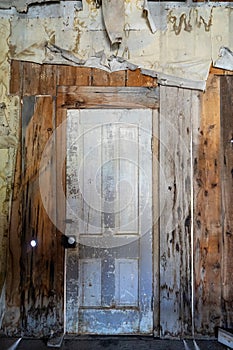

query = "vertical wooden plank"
[55, 108, 67, 236]
[127, 69, 157, 87]
[23, 62, 57, 96]
[193, 74, 222, 336]
[159, 86, 193, 337]
[92, 68, 111, 86]
[57, 66, 92, 86]
[20, 95, 64, 336]
[109, 71, 126, 86]
[152, 109, 160, 337]
[10, 60, 22, 95]
[220, 76, 233, 328]
[39, 64, 57, 96]
[23, 96, 54, 182]
[4, 145, 22, 333]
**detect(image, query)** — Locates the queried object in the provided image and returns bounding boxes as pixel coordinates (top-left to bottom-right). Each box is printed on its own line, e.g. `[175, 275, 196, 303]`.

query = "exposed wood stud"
[193, 74, 222, 336]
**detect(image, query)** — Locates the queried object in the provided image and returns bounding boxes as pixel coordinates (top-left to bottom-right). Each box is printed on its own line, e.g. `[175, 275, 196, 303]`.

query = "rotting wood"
[220, 76, 233, 328]
[159, 86, 197, 338]
[3, 145, 22, 333]
[57, 86, 159, 109]
[6, 60, 160, 337]
[193, 74, 222, 336]
[7, 60, 233, 338]
[20, 96, 63, 337]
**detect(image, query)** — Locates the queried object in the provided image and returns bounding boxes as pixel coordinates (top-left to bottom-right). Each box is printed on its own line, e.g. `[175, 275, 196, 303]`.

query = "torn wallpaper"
[3, 0, 233, 90]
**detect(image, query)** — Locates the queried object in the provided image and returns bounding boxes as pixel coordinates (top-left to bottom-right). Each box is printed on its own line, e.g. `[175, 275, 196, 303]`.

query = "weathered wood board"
[57, 86, 159, 109]
[5, 61, 233, 338]
[159, 85, 200, 337]
[220, 76, 233, 328]
[193, 74, 222, 336]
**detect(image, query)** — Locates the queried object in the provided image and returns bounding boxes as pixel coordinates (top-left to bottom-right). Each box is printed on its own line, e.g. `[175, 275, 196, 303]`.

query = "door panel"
[66, 109, 153, 334]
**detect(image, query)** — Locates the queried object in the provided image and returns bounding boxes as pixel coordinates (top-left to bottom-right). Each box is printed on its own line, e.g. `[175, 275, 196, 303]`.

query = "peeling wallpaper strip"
[214, 46, 233, 71]
[5, 1, 232, 90]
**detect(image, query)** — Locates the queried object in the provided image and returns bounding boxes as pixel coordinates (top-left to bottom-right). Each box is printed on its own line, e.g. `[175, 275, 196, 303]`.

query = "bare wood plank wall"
[6, 60, 233, 337]
[160, 86, 200, 337]
[193, 75, 223, 335]
[7, 61, 157, 336]
[220, 76, 233, 328]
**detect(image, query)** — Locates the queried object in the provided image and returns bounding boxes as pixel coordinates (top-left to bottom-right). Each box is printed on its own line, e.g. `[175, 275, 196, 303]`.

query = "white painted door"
[65, 109, 153, 335]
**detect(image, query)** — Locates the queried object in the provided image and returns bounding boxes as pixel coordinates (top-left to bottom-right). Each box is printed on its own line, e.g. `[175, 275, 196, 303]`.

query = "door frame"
[56, 86, 160, 336]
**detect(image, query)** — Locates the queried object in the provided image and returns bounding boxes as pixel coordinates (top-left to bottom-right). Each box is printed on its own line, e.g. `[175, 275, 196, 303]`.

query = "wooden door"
[64, 88, 158, 335]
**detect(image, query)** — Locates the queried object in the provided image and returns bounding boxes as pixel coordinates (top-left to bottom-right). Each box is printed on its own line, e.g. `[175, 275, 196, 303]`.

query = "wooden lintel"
[57, 86, 159, 109]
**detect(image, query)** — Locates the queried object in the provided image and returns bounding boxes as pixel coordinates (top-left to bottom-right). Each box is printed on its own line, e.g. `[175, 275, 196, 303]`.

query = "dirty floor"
[0, 336, 228, 350]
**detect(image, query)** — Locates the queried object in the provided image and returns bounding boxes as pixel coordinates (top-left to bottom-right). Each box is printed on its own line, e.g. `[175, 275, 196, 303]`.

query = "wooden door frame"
[56, 86, 160, 335]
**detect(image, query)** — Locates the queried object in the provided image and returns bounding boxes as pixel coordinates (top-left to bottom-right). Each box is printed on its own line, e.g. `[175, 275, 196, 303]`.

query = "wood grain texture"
[57, 66, 91, 86]
[23, 63, 57, 96]
[220, 76, 233, 329]
[159, 86, 198, 337]
[55, 107, 67, 237]
[127, 69, 157, 87]
[92, 69, 126, 87]
[4, 145, 22, 333]
[10, 60, 22, 95]
[193, 74, 222, 336]
[20, 96, 63, 336]
[57, 86, 159, 109]
[7, 60, 233, 338]
[23, 96, 54, 182]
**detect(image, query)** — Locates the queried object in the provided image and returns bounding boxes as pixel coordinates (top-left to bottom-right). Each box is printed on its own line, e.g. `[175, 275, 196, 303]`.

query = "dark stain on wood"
[220, 75, 233, 329]
[194, 74, 223, 336]
[5, 61, 233, 338]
